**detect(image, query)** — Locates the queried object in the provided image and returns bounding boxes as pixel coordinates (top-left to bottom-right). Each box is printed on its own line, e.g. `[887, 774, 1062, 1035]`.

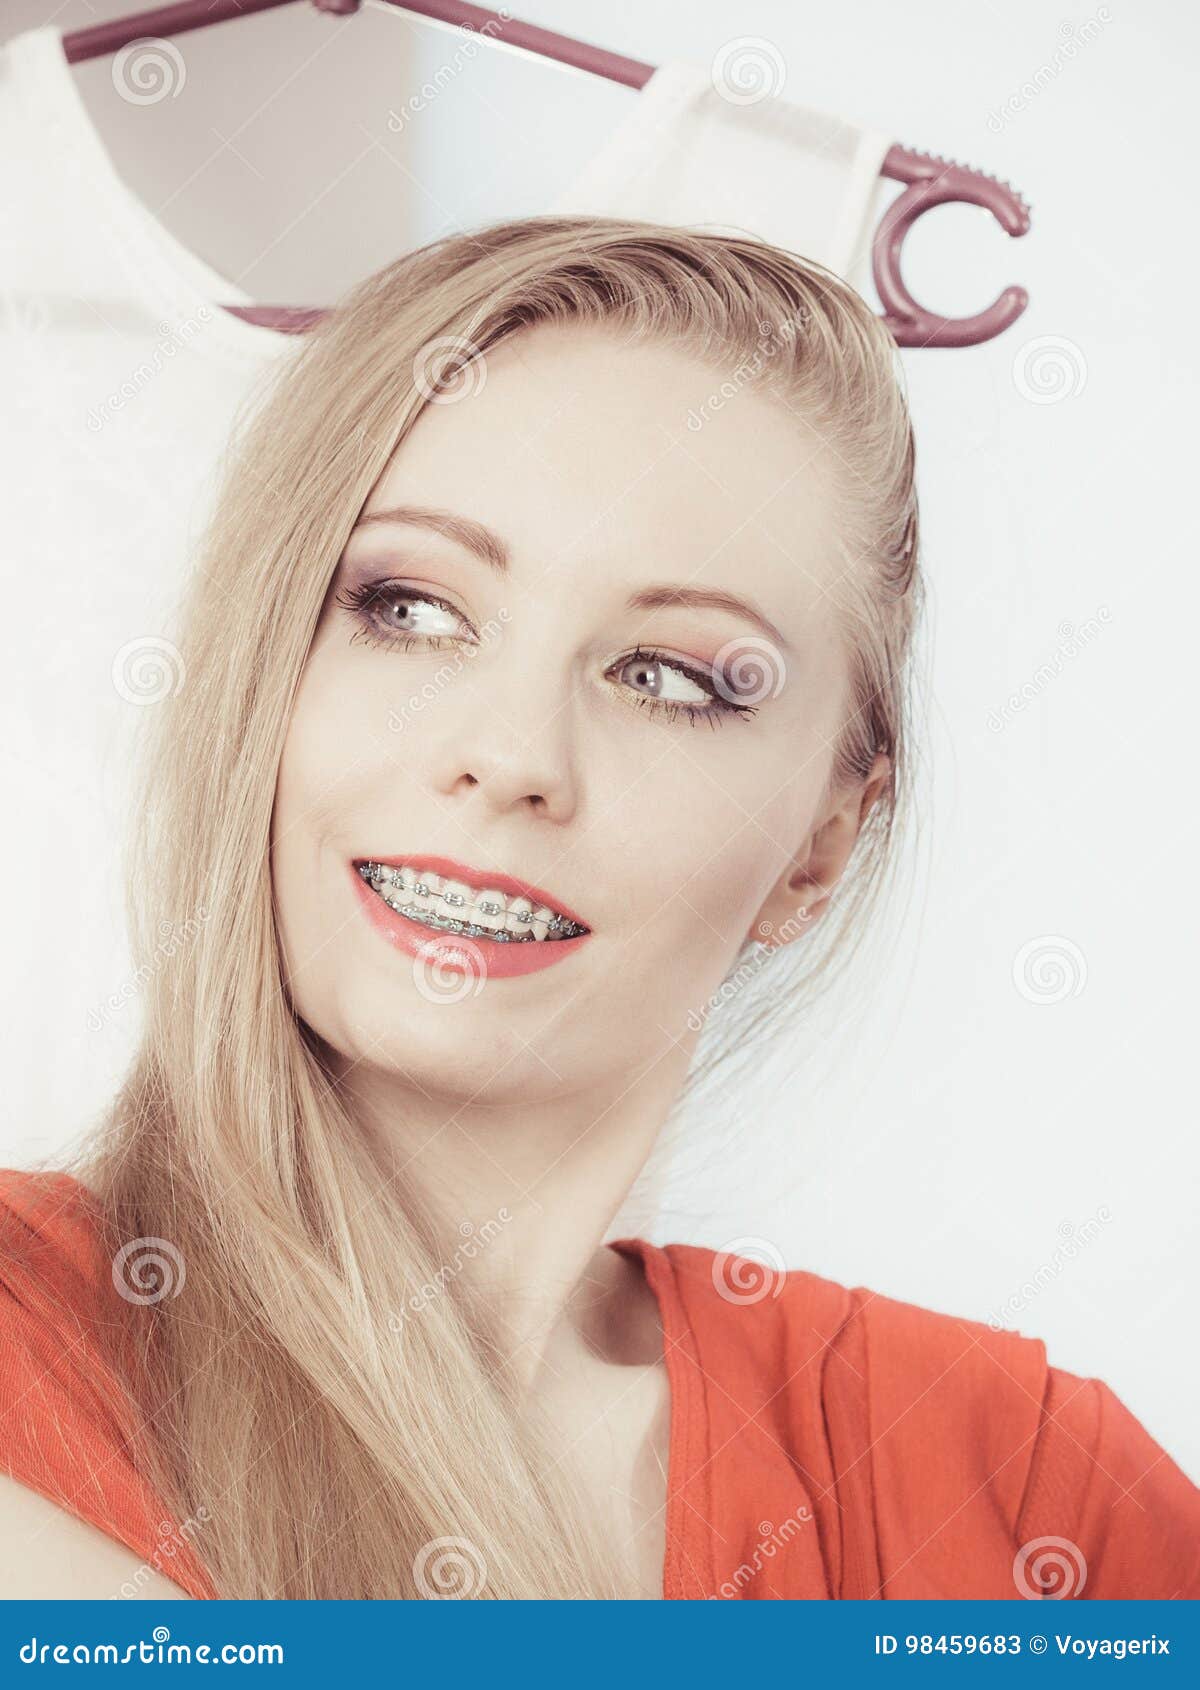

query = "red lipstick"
[348, 857, 591, 980]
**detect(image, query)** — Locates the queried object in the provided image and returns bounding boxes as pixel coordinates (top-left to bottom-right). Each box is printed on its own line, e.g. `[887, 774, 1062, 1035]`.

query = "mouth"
[351, 856, 591, 947]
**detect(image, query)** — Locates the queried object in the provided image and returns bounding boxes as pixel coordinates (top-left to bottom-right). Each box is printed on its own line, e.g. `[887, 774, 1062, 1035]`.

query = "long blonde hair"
[71, 216, 922, 1598]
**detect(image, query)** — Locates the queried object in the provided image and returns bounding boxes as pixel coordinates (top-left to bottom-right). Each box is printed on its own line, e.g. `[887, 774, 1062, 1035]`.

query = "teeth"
[475, 889, 509, 936]
[411, 871, 441, 914]
[505, 896, 534, 939]
[357, 863, 587, 942]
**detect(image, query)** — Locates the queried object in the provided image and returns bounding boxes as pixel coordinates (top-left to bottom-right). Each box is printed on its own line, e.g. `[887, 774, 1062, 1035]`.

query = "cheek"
[610, 743, 800, 969]
[274, 631, 405, 837]
[270, 650, 395, 973]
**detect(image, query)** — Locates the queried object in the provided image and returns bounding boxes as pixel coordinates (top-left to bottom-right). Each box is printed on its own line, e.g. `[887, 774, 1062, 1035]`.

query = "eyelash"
[617, 645, 757, 729]
[334, 578, 759, 728]
[334, 578, 465, 654]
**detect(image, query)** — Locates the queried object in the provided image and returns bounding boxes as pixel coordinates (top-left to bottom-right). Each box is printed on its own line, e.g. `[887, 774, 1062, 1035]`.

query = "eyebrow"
[351, 505, 508, 573]
[626, 586, 789, 649]
[350, 504, 790, 648]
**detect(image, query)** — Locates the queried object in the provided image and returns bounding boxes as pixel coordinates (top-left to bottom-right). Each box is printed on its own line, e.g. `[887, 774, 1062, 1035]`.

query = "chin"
[322, 1004, 576, 1102]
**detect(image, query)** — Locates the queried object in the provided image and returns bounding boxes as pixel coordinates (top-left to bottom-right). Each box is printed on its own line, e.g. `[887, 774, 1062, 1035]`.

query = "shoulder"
[662, 1239, 1051, 1509]
[662, 1235, 1052, 1400]
[1015, 1358, 1200, 1597]
[0, 1164, 104, 1279]
[658, 1240, 1200, 1598]
[0, 1165, 121, 1434]
[0, 1473, 193, 1599]
[0, 1166, 204, 1599]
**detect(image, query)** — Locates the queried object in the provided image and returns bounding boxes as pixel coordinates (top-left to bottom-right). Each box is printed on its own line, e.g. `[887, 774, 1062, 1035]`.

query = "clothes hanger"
[60, 0, 1032, 348]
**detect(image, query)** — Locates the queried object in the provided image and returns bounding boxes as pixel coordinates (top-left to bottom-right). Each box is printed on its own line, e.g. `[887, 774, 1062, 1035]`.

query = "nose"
[425, 665, 581, 825]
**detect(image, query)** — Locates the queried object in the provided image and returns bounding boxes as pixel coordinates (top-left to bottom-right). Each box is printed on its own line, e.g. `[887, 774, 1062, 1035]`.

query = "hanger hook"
[874, 145, 1031, 349]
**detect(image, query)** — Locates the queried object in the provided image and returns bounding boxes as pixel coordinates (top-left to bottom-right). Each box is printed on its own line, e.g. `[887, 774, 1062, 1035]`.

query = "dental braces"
[358, 862, 587, 941]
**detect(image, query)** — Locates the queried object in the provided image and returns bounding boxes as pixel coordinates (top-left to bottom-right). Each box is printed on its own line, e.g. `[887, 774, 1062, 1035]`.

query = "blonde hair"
[71, 216, 923, 1598]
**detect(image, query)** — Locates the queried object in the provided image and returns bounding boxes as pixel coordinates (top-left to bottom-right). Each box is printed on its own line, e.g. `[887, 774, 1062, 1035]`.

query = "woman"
[1, 217, 1195, 1602]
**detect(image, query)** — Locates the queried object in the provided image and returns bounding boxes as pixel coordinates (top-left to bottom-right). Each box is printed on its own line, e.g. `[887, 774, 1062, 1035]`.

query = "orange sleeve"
[834, 1280, 1198, 1600]
[0, 1169, 215, 1598]
[1015, 1364, 1200, 1599]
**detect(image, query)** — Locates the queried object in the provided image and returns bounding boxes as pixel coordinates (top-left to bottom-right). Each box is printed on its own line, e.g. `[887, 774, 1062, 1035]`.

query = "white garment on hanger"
[549, 59, 892, 295]
[0, 25, 300, 1163]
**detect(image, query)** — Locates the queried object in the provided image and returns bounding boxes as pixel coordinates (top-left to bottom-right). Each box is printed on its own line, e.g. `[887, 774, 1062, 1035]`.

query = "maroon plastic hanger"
[60, 0, 1032, 348]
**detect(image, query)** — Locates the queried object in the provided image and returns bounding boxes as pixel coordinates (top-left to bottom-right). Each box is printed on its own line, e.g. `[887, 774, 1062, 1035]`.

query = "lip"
[349, 857, 592, 980]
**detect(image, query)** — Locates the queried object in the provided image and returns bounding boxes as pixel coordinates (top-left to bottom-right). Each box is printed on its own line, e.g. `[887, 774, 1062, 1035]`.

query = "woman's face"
[272, 323, 854, 1105]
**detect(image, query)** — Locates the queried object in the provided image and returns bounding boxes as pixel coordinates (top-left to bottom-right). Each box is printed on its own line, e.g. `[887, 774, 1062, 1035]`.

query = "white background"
[6, 0, 1197, 1480]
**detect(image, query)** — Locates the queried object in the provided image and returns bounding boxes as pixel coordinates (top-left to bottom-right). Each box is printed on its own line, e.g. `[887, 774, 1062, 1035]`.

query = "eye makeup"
[334, 576, 475, 652]
[334, 574, 762, 728]
[607, 645, 759, 728]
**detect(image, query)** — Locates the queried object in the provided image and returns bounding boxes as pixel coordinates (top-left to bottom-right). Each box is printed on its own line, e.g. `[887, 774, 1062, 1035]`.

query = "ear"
[749, 752, 892, 949]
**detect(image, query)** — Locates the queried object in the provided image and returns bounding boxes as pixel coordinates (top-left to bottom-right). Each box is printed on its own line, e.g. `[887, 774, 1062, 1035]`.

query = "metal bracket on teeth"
[360, 864, 582, 939]
[393, 902, 528, 942]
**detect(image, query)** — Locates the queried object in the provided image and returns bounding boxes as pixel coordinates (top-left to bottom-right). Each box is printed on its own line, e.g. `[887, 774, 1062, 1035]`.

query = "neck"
[335, 1043, 694, 1393]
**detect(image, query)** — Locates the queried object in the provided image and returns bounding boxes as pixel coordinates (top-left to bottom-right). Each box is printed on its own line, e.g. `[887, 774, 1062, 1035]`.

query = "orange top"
[1, 1167, 1197, 1601]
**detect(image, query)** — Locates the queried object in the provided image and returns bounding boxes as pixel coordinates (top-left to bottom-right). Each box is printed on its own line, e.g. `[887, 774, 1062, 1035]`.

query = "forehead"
[367, 325, 844, 598]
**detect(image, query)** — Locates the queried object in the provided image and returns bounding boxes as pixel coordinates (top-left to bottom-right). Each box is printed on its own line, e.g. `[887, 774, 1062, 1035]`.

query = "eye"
[334, 577, 475, 650]
[607, 645, 758, 729]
